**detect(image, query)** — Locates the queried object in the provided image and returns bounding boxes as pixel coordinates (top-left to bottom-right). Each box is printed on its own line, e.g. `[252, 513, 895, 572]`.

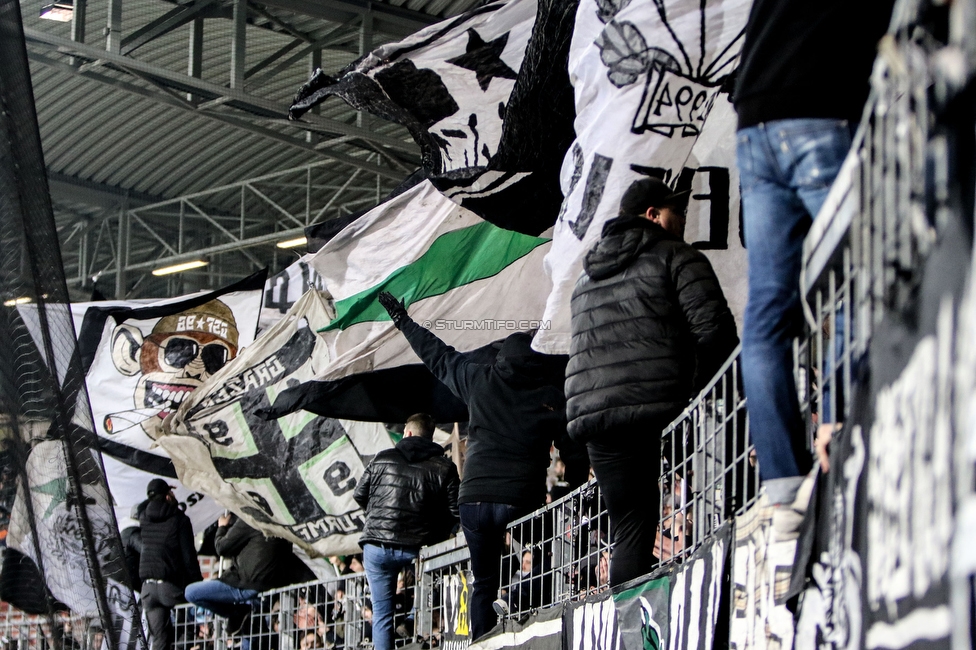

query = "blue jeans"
[459, 502, 526, 641]
[737, 118, 854, 499]
[184, 579, 259, 619]
[362, 543, 418, 650]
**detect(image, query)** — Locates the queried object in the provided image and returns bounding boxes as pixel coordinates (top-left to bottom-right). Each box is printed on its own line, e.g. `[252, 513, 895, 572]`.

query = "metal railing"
[499, 353, 759, 618]
[499, 480, 611, 616]
[172, 572, 395, 650]
[414, 535, 472, 649]
[0, 612, 105, 650]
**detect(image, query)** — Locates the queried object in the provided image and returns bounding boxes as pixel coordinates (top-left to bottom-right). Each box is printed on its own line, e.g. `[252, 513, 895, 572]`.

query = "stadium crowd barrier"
[171, 573, 379, 650]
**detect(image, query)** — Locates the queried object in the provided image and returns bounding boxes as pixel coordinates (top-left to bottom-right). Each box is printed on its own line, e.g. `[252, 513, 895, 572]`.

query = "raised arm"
[378, 292, 479, 402]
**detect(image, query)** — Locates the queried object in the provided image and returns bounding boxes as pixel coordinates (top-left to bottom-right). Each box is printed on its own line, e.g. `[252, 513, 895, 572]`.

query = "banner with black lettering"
[440, 569, 475, 650]
[730, 497, 794, 650]
[568, 590, 624, 650]
[665, 523, 730, 650]
[533, 0, 751, 354]
[163, 290, 395, 556]
[71, 271, 266, 533]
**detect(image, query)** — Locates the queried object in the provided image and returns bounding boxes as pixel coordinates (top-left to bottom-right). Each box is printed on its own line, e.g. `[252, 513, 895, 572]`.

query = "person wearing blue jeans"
[184, 579, 259, 619]
[353, 413, 460, 650]
[736, 119, 853, 503]
[734, 0, 895, 513]
[361, 544, 420, 650]
[185, 514, 315, 635]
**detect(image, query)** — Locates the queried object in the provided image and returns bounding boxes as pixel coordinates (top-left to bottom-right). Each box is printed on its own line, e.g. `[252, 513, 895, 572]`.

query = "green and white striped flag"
[310, 178, 553, 380]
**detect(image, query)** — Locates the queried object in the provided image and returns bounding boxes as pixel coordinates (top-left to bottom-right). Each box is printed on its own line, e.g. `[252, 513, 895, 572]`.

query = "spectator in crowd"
[393, 569, 415, 640]
[327, 556, 350, 576]
[565, 177, 739, 586]
[185, 514, 315, 635]
[378, 293, 568, 640]
[733, 0, 894, 530]
[353, 412, 459, 650]
[347, 556, 364, 574]
[139, 478, 202, 650]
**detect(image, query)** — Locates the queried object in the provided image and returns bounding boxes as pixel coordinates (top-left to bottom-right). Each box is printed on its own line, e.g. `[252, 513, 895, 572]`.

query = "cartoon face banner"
[74, 272, 265, 532]
[162, 291, 395, 556]
[533, 0, 750, 354]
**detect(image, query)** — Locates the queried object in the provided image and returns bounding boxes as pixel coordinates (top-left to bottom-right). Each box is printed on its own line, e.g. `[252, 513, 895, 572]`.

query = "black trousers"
[141, 580, 185, 650]
[459, 502, 531, 641]
[587, 428, 662, 587]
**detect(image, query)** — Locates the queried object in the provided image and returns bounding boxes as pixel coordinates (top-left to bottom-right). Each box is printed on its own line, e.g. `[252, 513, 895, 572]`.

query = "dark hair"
[404, 413, 435, 439]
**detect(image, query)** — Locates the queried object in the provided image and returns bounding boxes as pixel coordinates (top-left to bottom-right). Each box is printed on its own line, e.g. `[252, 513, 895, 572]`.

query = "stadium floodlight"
[152, 260, 208, 276]
[39, 1, 73, 21]
[3, 297, 32, 307]
[276, 237, 307, 249]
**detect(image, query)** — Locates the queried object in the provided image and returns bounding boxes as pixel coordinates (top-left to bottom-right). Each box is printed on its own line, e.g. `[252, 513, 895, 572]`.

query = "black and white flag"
[534, 0, 751, 353]
[290, 0, 578, 235]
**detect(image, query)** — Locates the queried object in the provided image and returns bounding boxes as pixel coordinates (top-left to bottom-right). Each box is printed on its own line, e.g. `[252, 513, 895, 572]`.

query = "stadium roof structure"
[21, 0, 480, 299]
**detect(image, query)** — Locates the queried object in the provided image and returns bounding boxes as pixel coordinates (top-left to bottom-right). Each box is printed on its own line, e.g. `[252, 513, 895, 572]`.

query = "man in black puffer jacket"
[139, 479, 202, 650]
[185, 515, 315, 634]
[566, 177, 739, 586]
[354, 413, 458, 650]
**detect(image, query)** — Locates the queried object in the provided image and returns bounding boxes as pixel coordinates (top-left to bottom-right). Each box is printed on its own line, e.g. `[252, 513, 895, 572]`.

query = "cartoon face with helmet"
[108, 299, 239, 439]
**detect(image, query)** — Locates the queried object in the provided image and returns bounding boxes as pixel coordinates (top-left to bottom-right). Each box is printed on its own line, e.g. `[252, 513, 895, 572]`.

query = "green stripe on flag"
[319, 221, 548, 332]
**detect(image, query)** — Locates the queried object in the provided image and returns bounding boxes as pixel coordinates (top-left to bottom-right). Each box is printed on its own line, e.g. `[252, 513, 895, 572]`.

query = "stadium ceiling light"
[39, 0, 73, 21]
[276, 236, 308, 249]
[152, 260, 208, 276]
[3, 297, 32, 307]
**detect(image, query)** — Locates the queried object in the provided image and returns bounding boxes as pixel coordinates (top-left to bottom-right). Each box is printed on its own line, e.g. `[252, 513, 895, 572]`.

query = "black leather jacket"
[566, 216, 739, 442]
[353, 437, 459, 549]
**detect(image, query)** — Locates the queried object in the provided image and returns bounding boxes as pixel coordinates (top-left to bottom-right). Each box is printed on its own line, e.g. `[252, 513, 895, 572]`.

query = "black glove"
[378, 291, 409, 328]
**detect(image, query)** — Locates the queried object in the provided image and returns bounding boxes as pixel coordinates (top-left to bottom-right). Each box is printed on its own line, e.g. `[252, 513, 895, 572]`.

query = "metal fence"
[172, 573, 394, 650]
[0, 612, 106, 650]
[414, 535, 473, 649]
[499, 352, 759, 618]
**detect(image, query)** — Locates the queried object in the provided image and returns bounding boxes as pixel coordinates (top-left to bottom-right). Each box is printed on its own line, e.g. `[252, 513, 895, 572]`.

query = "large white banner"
[74, 275, 265, 532]
[534, 0, 750, 353]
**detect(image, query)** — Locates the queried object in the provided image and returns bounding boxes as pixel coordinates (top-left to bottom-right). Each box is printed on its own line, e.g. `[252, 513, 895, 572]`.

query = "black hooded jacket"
[353, 436, 460, 548]
[398, 323, 567, 509]
[566, 216, 739, 442]
[138, 497, 202, 588]
[214, 518, 315, 591]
